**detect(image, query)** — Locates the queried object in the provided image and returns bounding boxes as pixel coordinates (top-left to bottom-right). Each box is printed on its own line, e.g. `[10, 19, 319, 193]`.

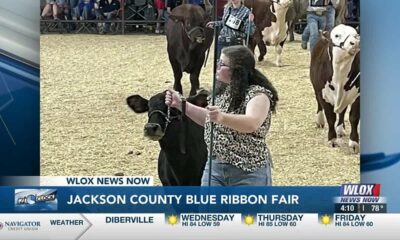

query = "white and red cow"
[310, 24, 360, 153]
[246, 0, 293, 67]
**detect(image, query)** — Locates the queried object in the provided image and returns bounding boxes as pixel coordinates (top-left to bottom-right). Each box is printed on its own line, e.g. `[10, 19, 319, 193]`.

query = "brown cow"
[245, 0, 293, 67]
[310, 24, 360, 153]
[166, 4, 214, 96]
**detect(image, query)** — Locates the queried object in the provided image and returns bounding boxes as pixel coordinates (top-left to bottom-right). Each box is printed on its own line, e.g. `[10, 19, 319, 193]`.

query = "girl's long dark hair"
[219, 45, 279, 112]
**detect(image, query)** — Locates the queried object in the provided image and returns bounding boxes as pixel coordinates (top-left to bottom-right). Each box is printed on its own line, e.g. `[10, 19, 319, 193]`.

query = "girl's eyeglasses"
[217, 59, 230, 68]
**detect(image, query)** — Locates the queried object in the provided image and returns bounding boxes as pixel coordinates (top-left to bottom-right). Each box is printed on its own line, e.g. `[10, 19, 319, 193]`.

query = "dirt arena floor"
[40, 33, 359, 186]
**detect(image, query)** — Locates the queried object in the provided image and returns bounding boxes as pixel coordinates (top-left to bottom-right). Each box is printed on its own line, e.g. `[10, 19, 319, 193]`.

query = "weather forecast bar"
[0, 213, 400, 240]
[0, 184, 393, 239]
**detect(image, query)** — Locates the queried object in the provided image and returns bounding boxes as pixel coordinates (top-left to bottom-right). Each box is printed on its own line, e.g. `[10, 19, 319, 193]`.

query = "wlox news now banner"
[0, 180, 399, 240]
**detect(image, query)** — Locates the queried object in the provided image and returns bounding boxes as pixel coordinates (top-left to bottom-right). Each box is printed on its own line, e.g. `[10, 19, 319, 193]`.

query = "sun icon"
[320, 214, 332, 225]
[167, 215, 179, 225]
[243, 215, 255, 225]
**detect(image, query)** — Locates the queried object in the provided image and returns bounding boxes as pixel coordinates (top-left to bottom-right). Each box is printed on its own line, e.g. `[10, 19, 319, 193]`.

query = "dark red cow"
[166, 4, 214, 96]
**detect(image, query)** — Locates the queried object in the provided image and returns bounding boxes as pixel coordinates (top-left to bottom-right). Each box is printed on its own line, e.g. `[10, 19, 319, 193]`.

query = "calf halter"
[147, 99, 187, 155]
[331, 33, 359, 49]
[182, 22, 206, 43]
[148, 107, 180, 131]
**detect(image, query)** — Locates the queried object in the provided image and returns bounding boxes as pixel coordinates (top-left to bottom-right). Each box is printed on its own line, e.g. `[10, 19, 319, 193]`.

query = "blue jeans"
[201, 159, 272, 186]
[302, 12, 327, 52]
[325, 5, 336, 32]
[303, 6, 335, 33]
[72, 3, 94, 19]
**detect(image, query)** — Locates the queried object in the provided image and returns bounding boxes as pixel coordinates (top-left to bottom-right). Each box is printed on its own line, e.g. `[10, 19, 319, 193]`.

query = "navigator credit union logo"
[15, 189, 58, 211]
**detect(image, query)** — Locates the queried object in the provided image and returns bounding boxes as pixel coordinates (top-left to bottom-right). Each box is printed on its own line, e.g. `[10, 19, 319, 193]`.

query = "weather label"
[175, 214, 237, 227]
[334, 214, 374, 227]
[257, 214, 304, 227]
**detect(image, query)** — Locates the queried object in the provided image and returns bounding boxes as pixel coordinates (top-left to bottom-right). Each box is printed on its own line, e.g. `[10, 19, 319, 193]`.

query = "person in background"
[325, 0, 338, 32]
[205, 0, 255, 59]
[166, 0, 181, 14]
[61, 0, 79, 31]
[72, 0, 96, 20]
[216, 0, 225, 20]
[68, 0, 79, 19]
[95, 0, 120, 33]
[155, 0, 166, 34]
[41, 0, 67, 20]
[165, 45, 278, 186]
[347, 0, 359, 21]
[301, 0, 339, 51]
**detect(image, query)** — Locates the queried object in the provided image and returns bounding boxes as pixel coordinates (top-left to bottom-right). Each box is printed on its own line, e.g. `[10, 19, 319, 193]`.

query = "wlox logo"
[15, 189, 58, 211]
[340, 184, 381, 196]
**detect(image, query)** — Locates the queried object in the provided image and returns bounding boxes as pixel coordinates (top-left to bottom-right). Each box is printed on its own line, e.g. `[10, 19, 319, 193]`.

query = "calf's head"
[170, 8, 207, 44]
[127, 90, 209, 141]
[330, 24, 360, 57]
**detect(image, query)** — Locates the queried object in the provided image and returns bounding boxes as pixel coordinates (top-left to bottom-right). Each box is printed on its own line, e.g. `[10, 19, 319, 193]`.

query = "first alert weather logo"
[166, 215, 179, 226]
